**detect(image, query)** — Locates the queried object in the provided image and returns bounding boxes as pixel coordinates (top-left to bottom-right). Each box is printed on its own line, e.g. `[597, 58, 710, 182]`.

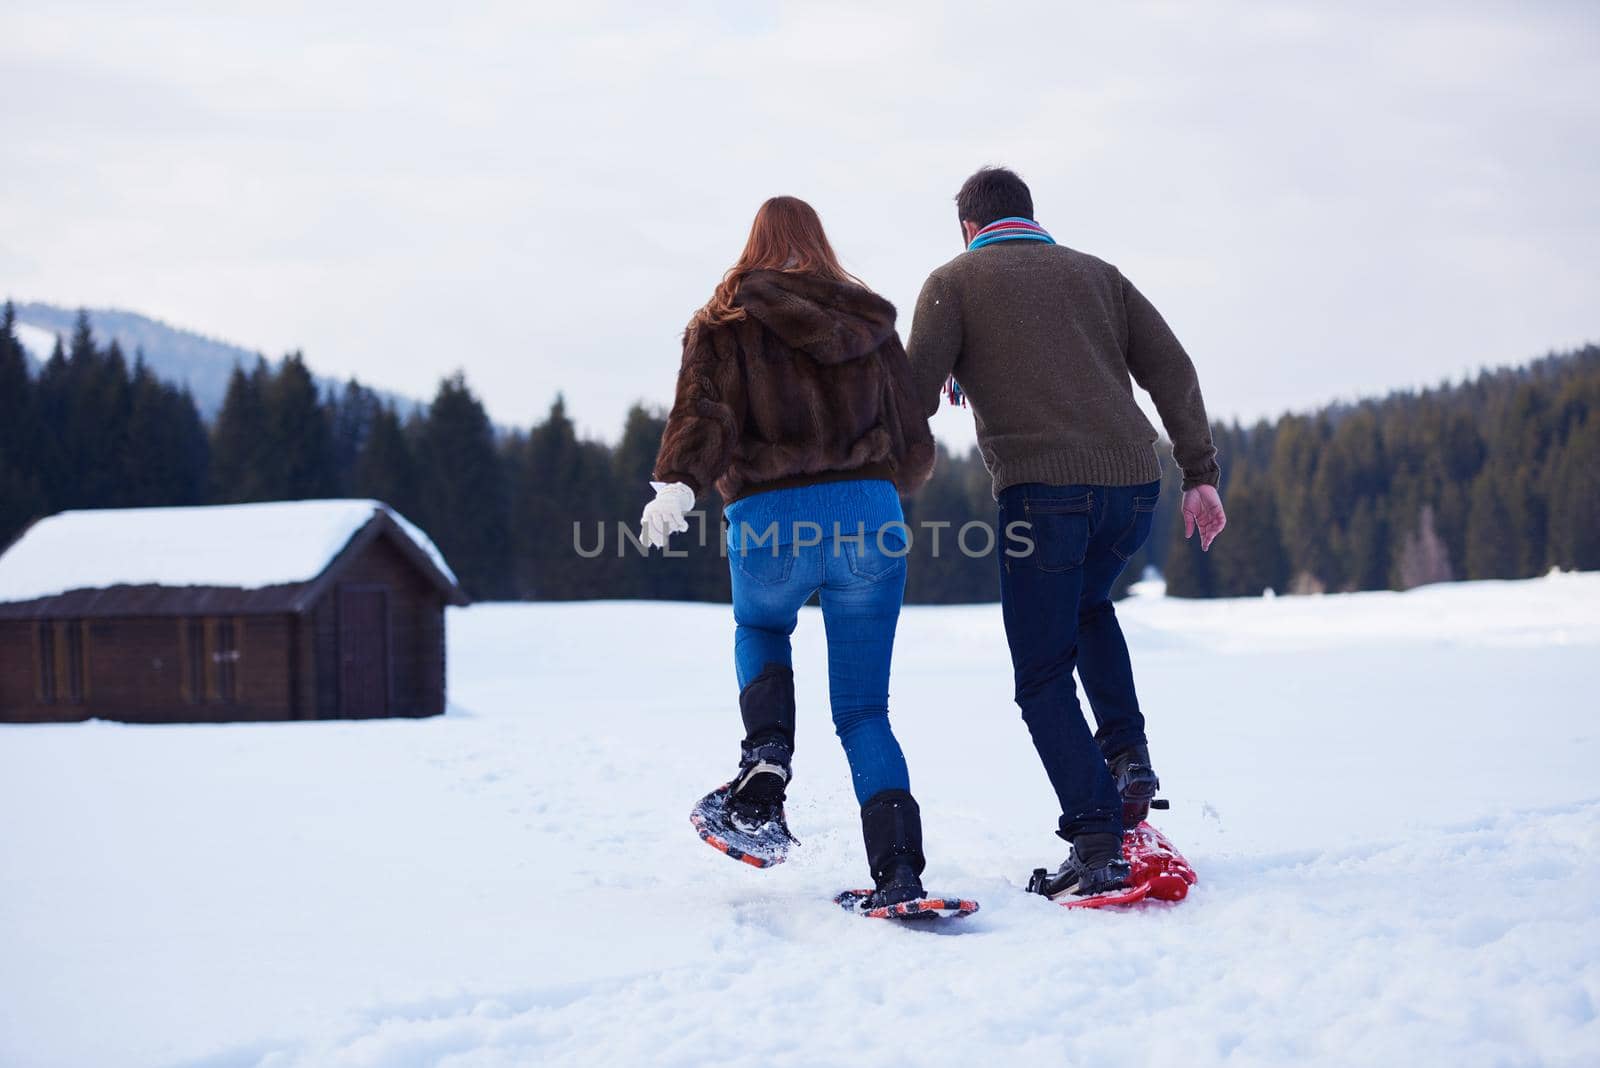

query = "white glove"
[640, 481, 695, 550]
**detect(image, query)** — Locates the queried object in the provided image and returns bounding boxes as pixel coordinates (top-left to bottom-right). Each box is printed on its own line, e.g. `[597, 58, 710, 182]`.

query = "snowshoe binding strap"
[1029, 851, 1132, 900]
[732, 760, 789, 796]
[1110, 747, 1162, 825]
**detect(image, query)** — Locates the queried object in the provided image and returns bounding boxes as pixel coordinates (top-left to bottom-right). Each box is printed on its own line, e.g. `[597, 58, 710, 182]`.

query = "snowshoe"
[690, 780, 796, 869]
[834, 790, 978, 920]
[834, 887, 980, 920]
[690, 667, 800, 868]
[1028, 821, 1198, 910]
[1124, 820, 1197, 901]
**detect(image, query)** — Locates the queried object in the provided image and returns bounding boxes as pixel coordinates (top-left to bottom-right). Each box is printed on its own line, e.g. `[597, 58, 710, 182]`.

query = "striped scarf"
[945, 217, 1056, 405]
[965, 216, 1055, 251]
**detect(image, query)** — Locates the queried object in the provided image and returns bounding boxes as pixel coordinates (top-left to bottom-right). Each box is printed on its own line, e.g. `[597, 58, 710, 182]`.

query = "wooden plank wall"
[309, 534, 444, 718]
[0, 532, 451, 723]
[0, 615, 298, 723]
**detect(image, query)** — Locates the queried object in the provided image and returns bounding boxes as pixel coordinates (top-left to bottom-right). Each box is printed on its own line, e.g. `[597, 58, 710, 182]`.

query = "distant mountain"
[11, 302, 423, 421]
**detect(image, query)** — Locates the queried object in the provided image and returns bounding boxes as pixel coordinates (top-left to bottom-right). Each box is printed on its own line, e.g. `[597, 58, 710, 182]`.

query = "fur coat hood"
[734, 270, 898, 365]
[652, 270, 936, 502]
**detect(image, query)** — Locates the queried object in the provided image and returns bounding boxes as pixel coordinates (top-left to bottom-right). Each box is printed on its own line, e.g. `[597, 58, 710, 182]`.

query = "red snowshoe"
[1031, 821, 1197, 910]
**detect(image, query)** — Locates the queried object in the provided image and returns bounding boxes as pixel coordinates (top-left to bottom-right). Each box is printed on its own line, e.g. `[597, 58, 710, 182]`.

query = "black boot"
[1108, 742, 1160, 826]
[859, 789, 927, 908]
[726, 665, 795, 834]
[1029, 832, 1131, 900]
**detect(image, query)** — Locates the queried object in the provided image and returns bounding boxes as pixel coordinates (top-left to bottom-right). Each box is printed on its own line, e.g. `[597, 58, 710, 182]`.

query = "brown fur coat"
[653, 270, 936, 502]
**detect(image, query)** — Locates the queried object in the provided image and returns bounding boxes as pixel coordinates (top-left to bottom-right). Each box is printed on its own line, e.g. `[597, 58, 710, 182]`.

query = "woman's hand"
[1182, 485, 1227, 551]
[640, 481, 695, 550]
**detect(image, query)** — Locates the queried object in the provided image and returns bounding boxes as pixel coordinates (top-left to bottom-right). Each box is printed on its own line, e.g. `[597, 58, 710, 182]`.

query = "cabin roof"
[0, 500, 468, 618]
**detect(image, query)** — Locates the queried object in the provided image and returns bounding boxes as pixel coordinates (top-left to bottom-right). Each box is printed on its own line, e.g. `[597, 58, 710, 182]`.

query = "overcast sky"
[4, 1, 1597, 448]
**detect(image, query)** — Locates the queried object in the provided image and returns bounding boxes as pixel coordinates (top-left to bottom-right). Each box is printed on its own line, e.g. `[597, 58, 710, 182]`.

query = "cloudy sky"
[4, 1, 1597, 447]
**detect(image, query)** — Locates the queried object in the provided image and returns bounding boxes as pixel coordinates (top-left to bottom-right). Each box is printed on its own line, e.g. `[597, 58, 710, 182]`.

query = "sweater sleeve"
[1120, 273, 1221, 491]
[651, 320, 745, 497]
[905, 271, 963, 418]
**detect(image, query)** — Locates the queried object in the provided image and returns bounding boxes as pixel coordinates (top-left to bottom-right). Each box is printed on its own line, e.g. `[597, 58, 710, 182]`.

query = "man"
[906, 166, 1227, 897]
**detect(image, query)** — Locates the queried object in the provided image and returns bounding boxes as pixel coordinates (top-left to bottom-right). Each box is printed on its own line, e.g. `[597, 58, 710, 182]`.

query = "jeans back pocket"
[1112, 491, 1160, 562]
[1015, 493, 1092, 572]
[734, 544, 798, 586]
[843, 525, 909, 583]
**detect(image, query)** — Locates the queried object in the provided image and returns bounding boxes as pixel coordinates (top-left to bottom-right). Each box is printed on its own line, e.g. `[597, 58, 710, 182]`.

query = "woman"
[641, 196, 941, 912]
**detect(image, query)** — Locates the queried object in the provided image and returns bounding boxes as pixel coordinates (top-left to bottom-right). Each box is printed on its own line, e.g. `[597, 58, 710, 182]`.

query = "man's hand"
[1182, 485, 1227, 552]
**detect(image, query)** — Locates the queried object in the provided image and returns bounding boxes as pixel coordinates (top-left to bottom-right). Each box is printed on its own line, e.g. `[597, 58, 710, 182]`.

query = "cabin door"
[338, 586, 390, 718]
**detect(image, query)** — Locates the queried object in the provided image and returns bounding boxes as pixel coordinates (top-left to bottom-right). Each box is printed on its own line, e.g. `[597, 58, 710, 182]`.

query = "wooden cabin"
[0, 500, 468, 723]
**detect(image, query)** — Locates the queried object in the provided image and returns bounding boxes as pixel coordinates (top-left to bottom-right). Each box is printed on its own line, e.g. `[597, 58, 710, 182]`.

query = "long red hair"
[696, 196, 863, 326]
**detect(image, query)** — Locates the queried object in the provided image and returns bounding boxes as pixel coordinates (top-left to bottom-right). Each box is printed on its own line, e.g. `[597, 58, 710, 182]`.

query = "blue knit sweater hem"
[724, 479, 903, 551]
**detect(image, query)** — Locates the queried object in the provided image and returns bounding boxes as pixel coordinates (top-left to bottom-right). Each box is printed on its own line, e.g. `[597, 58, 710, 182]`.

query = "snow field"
[1, 574, 1597, 1067]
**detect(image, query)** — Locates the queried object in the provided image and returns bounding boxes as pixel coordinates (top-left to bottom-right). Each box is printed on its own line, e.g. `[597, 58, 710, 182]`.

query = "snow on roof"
[0, 499, 457, 603]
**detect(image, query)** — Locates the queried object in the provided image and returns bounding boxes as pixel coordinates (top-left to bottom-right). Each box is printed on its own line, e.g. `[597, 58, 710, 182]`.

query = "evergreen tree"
[414, 372, 512, 600]
[0, 303, 45, 546]
[1269, 414, 1336, 591]
[1339, 497, 1389, 592]
[264, 352, 335, 498]
[210, 359, 272, 502]
[1208, 480, 1288, 596]
[49, 310, 98, 506]
[329, 379, 383, 494]
[1315, 409, 1388, 589]
[124, 356, 209, 506]
[351, 403, 421, 518]
[35, 314, 135, 510]
[512, 396, 649, 601]
[1432, 399, 1490, 574]
[68, 308, 95, 365]
[0, 302, 32, 468]
[4, 305, 1592, 606]
[1464, 468, 1523, 580]
[901, 445, 997, 603]
[1161, 515, 1216, 598]
[1546, 417, 1600, 571]
[83, 338, 134, 506]
[32, 335, 70, 508]
[513, 396, 583, 598]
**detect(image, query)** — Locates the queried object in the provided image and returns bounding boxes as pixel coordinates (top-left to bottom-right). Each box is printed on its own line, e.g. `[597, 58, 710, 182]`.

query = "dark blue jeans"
[729, 514, 911, 806]
[997, 480, 1160, 840]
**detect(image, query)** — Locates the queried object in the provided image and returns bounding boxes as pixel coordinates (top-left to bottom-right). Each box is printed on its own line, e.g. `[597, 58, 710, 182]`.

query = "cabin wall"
[237, 616, 295, 719]
[309, 534, 446, 718]
[0, 615, 297, 723]
[420, 594, 446, 715]
[1, 527, 452, 724]
[0, 621, 80, 722]
[293, 613, 316, 720]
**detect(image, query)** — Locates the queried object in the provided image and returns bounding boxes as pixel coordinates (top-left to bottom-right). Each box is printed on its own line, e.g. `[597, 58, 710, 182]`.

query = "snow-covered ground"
[3, 575, 1598, 1067]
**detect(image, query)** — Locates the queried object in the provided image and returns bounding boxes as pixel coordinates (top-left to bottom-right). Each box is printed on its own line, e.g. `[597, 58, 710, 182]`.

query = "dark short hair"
[956, 167, 1034, 227]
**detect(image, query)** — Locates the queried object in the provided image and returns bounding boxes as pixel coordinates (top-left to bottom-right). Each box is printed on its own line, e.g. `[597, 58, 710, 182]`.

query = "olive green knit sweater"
[906, 240, 1220, 497]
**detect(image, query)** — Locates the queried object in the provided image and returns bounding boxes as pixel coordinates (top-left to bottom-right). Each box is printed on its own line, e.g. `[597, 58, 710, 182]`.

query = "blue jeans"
[997, 480, 1161, 840]
[727, 484, 911, 805]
